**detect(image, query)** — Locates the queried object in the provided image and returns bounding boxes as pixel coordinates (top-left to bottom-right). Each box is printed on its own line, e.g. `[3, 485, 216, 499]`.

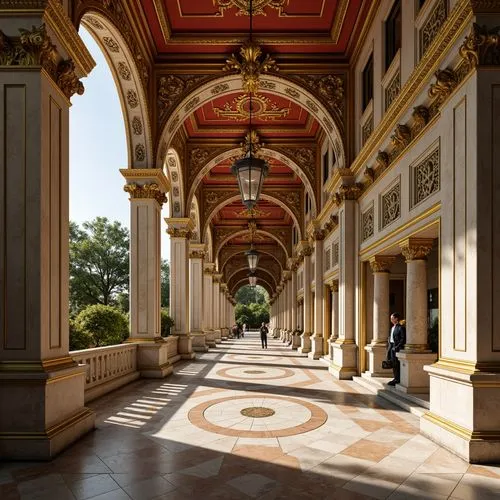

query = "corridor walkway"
[2, 333, 500, 500]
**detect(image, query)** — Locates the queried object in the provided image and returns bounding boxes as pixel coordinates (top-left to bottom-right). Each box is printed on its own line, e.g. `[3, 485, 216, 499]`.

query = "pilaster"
[309, 224, 325, 359]
[298, 241, 313, 354]
[189, 243, 207, 352]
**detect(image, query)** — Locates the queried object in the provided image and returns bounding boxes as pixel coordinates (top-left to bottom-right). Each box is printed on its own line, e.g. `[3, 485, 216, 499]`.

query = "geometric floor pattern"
[2, 332, 500, 499]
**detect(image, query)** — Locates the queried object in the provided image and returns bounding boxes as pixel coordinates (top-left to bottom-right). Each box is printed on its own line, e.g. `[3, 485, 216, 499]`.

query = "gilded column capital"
[212, 273, 223, 283]
[189, 243, 206, 259]
[297, 240, 313, 258]
[283, 270, 292, 281]
[399, 238, 434, 262]
[204, 262, 215, 274]
[306, 220, 325, 241]
[333, 183, 364, 206]
[323, 214, 339, 233]
[122, 169, 170, 206]
[165, 217, 195, 239]
[369, 255, 396, 273]
[123, 183, 167, 205]
[459, 23, 500, 72]
[329, 280, 339, 293]
[220, 283, 228, 292]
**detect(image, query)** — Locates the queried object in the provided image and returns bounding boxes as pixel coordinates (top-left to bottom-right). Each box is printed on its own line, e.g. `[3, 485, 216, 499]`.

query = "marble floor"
[2, 333, 500, 500]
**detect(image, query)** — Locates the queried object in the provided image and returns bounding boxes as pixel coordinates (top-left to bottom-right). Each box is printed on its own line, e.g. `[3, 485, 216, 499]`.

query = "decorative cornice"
[165, 217, 195, 239]
[333, 183, 364, 206]
[369, 256, 396, 273]
[123, 183, 167, 205]
[399, 238, 434, 261]
[459, 23, 500, 71]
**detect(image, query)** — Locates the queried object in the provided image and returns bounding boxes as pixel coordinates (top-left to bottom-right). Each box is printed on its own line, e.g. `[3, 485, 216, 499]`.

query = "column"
[203, 263, 216, 347]
[189, 243, 208, 352]
[166, 218, 195, 359]
[124, 170, 172, 378]
[280, 278, 287, 341]
[326, 281, 339, 361]
[220, 283, 228, 339]
[212, 274, 222, 343]
[299, 241, 313, 354]
[396, 238, 435, 393]
[364, 256, 395, 377]
[287, 269, 294, 344]
[0, 20, 95, 459]
[330, 198, 358, 379]
[310, 230, 325, 359]
[291, 262, 298, 333]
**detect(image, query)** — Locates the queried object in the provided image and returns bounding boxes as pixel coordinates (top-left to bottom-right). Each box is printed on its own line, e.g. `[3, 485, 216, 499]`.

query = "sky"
[69, 27, 170, 260]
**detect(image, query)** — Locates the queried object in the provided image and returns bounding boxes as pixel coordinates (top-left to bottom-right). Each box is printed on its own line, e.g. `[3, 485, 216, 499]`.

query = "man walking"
[387, 312, 406, 386]
[260, 322, 269, 349]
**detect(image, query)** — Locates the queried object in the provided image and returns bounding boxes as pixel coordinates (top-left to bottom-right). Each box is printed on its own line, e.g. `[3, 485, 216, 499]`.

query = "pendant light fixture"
[246, 221, 259, 272]
[231, 0, 269, 210]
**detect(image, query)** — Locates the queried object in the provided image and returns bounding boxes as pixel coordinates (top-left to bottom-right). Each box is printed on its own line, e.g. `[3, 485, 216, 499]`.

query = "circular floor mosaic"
[216, 366, 295, 381]
[227, 354, 282, 362]
[188, 395, 328, 438]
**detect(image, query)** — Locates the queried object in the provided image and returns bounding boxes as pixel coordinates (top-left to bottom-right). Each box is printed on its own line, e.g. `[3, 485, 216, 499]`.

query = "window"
[322, 151, 329, 184]
[362, 54, 374, 111]
[385, 0, 402, 71]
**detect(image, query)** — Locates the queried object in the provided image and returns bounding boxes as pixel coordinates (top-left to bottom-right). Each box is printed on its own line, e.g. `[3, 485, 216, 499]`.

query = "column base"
[273, 328, 280, 338]
[292, 334, 302, 349]
[136, 340, 173, 378]
[214, 329, 222, 344]
[221, 328, 229, 341]
[191, 332, 208, 352]
[396, 351, 437, 393]
[178, 334, 195, 359]
[420, 362, 500, 463]
[298, 332, 312, 354]
[308, 334, 324, 360]
[0, 361, 95, 460]
[204, 330, 217, 348]
[329, 341, 358, 379]
[364, 343, 393, 377]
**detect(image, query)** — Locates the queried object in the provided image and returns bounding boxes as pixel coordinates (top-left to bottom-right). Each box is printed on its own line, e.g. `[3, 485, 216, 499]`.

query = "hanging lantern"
[248, 274, 257, 287]
[246, 247, 259, 272]
[231, 154, 268, 210]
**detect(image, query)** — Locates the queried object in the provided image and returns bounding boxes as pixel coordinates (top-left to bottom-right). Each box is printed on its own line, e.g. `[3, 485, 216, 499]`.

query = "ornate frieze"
[0, 24, 84, 99]
[412, 105, 430, 136]
[459, 23, 500, 71]
[362, 205, 374, 242]
[390, 124, 411, 156]
[213, 93, 289, 121]
[385, 70, 400, 111]
[215, 0, 288, 16]
[428, 68, 458, 104]
[123, 183, 167, 205]
[362, 113, 374, 146]
[333, 183, 364, 206]
[400, 238, 434, 261]
[223, 40, 278, 93]
[381, 181, 401, 229]
[412, 145, 440, 207]
[420, 0, 447, 58]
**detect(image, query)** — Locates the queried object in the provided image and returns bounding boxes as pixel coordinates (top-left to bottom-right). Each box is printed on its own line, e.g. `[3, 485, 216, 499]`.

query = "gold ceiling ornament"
[213, 93, 290, 122]
[233, 207, 272, 218]
[215, 0, 288, 16]
[241, 129, 263, 155]
[223, 40, 278, 93]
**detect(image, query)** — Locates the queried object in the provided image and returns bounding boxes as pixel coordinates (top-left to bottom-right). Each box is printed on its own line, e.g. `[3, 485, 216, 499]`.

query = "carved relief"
[391, 124, 411, 155]
[362, 205, 374, 242]
[127, 89, 138, 108]
[213, 93, 290, 121]
[132, 117, 143, 135]
[215, 0, 288, 16]
[334, 184, 364, 206]
[375, 151, 390, 172]
[86, 16, 104, 30]
[103, 36, 120, 53]
[284, 87, 300, 98]
[277, 147, 315, 181]
[211, 83, 230, 95]
[117, 61, 131, 80]
[362, 113, 373, 145]
[124, 183, 167, 205]
[420, 0, 447, 57]
[135, 144, 146, 162]
[385, 70, 400, 111]
[184, 96, 200, 113]
[412, 105, 430, 136]
[381, 181, 401, 229]
[428, 68, 458, 104]
[412, 145, 440, 207]
[56, 60, 84, 98]
[294, 74, 345, 117]
[332, 242, 339, 267]
[460, 23, 500, 71]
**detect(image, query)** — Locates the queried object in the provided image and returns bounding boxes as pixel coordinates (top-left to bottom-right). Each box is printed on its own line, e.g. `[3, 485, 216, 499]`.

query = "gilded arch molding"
[231, 278, 273, 298]
[226, 265, 278, 289]
[220, 245, 286, 274]
[223, 255, 281, 285]
[80, 11, 152, 168]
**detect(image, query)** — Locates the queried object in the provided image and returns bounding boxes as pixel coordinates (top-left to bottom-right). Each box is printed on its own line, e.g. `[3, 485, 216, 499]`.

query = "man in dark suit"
[387, 312, 406, 386]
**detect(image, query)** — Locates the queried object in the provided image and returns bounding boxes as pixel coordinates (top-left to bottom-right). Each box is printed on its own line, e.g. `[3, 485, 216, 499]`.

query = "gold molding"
[152, 0, 171, 42]
[330, 0, 349, 43]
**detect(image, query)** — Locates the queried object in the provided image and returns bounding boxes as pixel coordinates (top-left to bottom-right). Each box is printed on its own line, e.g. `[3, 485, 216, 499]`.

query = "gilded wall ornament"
[391, 124, 411, 154]
[284, 87, 300, 98]
[127, 89, 138, 108]
[211, 83, 230, 95]
[364, 166, 375, 185]
[412, 146, 440, 207]
[117, 61, 131, 80]
[124, 183, 167, 205]
[57, 60, 84, 98]
[103, 36, 119, 53]
[189, 249, 206, 259]
[459, 23, 500, 70]
[215, 0, 288, 16]
[381, 182, 401, 228]
[362, 206, 374, 242]
[369, 256, 395, 273]
[223, 40, 278, 93]
[132, 117, 143, 135]
[334, 184, 363, 206]
[278, 147, 315, 180]
[420, 0, 447, 57]
[412, 105, 430, 135]
[213, 93, 290, 121]
[241, 129, 263, 155]
[184, 96, 200, 113]
[191, 148, 211, 168]
[385, 71, 401, 111]
[294, 74, 344, 116]
[428, 68, 458, 103]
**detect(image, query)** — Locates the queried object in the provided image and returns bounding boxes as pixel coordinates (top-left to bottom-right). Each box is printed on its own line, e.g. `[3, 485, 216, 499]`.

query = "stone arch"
[80, 12, 152, 168]
[163, 148, 184, 217]
[231, 278, 274, 298]
[157, 73, 346, 175]
[215, 229, 289, 263]
[204, 193, 302, 243]
[227, 266, 277, 288]
[186, 147, 317, 218]
[189, 195, 201, 243]
[221, 249, 284, 275]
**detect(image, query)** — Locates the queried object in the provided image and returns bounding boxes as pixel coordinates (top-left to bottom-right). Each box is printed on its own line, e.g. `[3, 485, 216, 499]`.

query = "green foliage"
[235, 285, 268, 305]
[69, 318, 92, 351]
[234, 290, 270, 328]
[161, 259, 170, 308]
[69, 217, 129, 313]
[74, 304, 129, 348]
[161, 309, 174, 337]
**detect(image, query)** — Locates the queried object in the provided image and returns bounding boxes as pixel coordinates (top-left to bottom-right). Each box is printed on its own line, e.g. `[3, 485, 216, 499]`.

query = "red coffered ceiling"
[139, 0, 372, 55]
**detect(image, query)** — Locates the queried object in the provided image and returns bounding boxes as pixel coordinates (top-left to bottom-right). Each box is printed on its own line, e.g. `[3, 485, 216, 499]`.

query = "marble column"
[220, 283, 228, 339]
[0, 19, 96, 459]
[287, 269, 294, 344]
[166, 218, 195, 359]
[203, 263, 216, 347]
[299, 241, 313, 354]
[330, 198, 358, 379]
[310, 231, 325, 359]
[189, 243, 207, 352]
[123, 170, 172, 378]
[364, 256, 395, 377]
[326, 281, 339, 361]
[396, 238, 435, 393]
[291, 262, 298, 333]
[212, 274, 222, 343]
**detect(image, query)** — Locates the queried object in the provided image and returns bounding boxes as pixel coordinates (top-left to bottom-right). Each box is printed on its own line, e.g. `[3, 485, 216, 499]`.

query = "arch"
[227, 266, 278, 289]
[231, 278, 274, 298]
[187, 147, 317, 218]
[215, 229, 289, 263]
[221, 248, 284, 275]
[80, 12, 152, 168]
[203, 193, 302, 244]
[157, 73, 345, 174]
[163, 148, 184, 217]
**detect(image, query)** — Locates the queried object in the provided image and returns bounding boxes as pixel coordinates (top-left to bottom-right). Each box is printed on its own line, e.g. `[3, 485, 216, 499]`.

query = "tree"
[234, 286, 270, 327]
[161, 259, 170, 308]
[235, 285, 268, 305]
[69, 217, 129, 313]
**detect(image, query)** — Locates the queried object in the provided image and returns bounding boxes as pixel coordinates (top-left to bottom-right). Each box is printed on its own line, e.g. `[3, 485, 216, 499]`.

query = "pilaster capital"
[297, 296, 304, 305]
[297, 240, 313, 258]
[369, 255, 396, 273]
[220, 283, 228, 292]
[122, 169, 170, 206]
[329, 280, 339, 293]
[204, 262, 216, 274]
[307, 220, 325, 241]
[277, 285, 283, 294]
[459, 23, 500, 73]
[212, 273, 223, 283]
[333, 183, 364, 206]
[283, 270, 292, 281]
[165, 217, 195, 239]
[399, 238, 434, 261]
[189, 243, 206, 259]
